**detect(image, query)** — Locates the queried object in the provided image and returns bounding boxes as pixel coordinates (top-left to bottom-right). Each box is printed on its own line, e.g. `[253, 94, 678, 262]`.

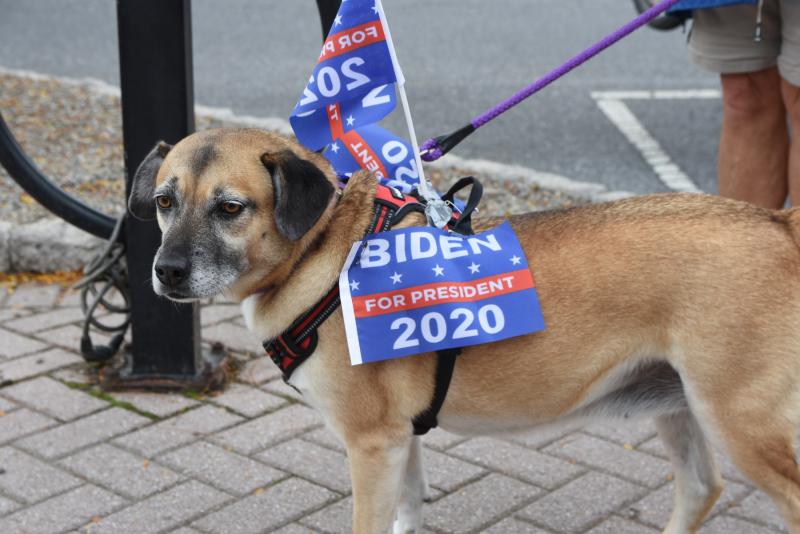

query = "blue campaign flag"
[291, 0, 399, 121]
[323, 124, 421, 193]
[339, 221, 546, 364]
[290, 84, 397, 151]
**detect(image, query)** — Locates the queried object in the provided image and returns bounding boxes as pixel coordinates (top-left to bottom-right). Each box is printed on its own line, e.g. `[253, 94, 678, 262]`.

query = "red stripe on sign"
[352, 269, 536, 318]
[341, 130, 388, 179]
[319, 20, 386, 62]
[327, 103, 344, 140]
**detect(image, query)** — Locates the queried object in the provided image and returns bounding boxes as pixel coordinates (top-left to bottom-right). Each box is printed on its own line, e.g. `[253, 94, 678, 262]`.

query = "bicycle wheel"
[633, 0, 684, 31]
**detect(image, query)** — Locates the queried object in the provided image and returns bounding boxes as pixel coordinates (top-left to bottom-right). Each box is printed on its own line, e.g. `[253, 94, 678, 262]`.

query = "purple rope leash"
[420, 0, 683, 161]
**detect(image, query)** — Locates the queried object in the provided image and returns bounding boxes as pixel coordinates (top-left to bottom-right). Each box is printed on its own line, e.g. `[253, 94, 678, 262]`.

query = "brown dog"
[129, 128, 800, 534]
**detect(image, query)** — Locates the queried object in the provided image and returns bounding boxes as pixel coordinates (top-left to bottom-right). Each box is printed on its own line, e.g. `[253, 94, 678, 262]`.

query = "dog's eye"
[221, 201, 244, 215]
[155, 195, 172, 209]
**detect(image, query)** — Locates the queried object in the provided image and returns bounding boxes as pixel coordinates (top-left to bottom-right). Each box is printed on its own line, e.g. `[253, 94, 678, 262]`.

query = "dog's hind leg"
[393, 436, 427, 534]
[655, 411, 723, 534]
[714, 422, 800, 532]
[680, 352, 800, 532]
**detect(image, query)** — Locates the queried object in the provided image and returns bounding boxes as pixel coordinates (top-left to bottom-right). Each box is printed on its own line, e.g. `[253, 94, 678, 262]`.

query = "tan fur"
[147, 129, 800, 534]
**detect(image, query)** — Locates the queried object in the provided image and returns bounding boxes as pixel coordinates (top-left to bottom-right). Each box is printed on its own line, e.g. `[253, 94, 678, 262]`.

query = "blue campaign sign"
[291, 0, 398, 118]
[339, 222, 546, 365]
[290, 85, 397, 151]
[323, 124, 421, 193]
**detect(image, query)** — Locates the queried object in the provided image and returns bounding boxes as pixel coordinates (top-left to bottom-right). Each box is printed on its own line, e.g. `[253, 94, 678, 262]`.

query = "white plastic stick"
[376, 0, 435, 201]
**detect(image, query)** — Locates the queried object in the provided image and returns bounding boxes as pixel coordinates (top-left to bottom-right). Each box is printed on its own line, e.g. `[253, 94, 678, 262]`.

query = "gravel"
[0, 71, 588, 272]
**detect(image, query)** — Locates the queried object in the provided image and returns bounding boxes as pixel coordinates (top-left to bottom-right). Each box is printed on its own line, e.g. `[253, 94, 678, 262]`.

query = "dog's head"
[128, 129, 336, 302]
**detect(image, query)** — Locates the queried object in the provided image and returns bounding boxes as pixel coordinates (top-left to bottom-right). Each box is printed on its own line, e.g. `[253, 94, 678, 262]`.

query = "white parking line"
[592, 89, 721, 193]
[591, 89, 721, 100]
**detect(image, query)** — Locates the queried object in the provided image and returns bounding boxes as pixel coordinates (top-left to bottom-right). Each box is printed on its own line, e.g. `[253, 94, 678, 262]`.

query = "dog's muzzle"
[154, 254, 191, 293]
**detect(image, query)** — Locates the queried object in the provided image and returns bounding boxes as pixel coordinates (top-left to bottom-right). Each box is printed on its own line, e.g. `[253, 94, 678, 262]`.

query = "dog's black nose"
[154, 256, 190, 288]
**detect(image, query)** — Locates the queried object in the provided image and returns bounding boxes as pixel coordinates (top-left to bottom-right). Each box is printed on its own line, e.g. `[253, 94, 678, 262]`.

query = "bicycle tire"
[633, 0, 684, 31]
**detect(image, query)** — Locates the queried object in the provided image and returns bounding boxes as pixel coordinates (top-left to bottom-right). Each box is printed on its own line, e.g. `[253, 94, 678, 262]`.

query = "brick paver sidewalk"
[0, 283, 787, 533]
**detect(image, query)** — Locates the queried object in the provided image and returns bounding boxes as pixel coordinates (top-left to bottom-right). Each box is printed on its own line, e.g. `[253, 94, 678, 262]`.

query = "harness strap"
[263, 185, 424, 380]
[411, 348, 459, 435]
[409, 177, 481, 434]
[263, 182, 473, 436]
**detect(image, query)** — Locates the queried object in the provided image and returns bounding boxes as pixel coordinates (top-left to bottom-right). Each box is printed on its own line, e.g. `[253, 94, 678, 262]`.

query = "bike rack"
[0, 0, 343, 390]
[0, 113, 117, 240]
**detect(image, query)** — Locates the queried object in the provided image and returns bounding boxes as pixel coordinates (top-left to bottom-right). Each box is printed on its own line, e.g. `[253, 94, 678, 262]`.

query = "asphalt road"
[0, 0, 723, 196]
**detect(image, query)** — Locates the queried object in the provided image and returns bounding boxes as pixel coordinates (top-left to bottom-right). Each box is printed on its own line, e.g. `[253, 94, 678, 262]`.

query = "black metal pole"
[315, 0, 342, 38]
[116, 0, 200, 379]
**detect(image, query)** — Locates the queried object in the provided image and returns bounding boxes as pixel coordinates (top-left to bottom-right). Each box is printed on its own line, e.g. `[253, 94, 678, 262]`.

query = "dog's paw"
[392, 518, 421, 534]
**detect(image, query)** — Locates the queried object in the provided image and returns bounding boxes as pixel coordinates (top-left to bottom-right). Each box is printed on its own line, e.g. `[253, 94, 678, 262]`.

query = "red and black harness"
[263, 178, 482, 435]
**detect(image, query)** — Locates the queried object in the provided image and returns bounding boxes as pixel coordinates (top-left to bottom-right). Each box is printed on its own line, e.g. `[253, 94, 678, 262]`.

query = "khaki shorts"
[689, 0, 800, 85]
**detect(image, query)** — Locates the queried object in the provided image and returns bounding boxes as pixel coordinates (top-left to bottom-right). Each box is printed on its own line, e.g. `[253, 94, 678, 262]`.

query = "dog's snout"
[154, 255, 190, 288]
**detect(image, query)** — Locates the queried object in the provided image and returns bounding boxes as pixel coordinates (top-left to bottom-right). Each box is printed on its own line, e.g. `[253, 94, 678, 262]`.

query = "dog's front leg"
[393, 436, 427, 534]
[347, 432, 412, 534]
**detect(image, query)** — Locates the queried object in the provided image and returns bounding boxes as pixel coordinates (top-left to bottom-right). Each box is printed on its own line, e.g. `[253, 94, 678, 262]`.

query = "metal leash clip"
[425, 198, 454, 229]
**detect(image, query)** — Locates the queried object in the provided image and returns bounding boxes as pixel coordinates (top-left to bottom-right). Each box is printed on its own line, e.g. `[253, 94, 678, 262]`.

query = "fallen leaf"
[0, 270, 83, 291]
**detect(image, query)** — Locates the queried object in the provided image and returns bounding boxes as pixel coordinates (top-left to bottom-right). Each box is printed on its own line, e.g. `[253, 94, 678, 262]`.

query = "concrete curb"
[428, 154, 633, 203]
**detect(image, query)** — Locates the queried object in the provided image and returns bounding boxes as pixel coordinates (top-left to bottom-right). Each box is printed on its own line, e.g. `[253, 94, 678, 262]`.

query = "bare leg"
[393, 436, 427, 534]
[656, 411, 723, 534]
[718, 68, 789, 209]
[782, 78, 800, 205]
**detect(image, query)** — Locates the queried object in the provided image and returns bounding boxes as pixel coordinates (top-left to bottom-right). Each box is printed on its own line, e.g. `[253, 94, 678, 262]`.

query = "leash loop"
[420, 0, 683, 162]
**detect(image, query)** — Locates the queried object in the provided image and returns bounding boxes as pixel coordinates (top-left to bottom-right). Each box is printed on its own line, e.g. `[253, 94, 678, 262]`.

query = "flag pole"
[376, 0, 448, 225]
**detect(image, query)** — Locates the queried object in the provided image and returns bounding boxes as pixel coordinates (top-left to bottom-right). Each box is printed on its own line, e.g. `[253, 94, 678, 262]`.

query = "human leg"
[779, 0, 800, 205]
[718, 68, 789, 208]
[689, 2, 789, 208]
[782, 79, 800, 205]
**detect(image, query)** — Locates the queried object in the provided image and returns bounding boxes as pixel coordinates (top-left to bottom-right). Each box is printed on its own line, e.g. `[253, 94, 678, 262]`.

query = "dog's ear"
[262, 150, 335, 241]
[128, 141, 172, 221]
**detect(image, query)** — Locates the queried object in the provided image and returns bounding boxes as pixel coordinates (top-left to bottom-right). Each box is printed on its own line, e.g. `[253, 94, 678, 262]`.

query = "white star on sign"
[334, 14, 343, 25]
[372, 2, 379, 13]
[390, 272, 403, 284]
[468, 262, 481, 274]
[350, 279, 360, 292]
[346, 115, 355, 126]
[432, 264, 444, 277]
[330, 141, 340, 153]
[510, 255, 522, 266]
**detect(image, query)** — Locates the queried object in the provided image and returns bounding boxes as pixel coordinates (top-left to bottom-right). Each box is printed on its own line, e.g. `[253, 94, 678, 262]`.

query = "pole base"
[99, 343, 228, 393]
